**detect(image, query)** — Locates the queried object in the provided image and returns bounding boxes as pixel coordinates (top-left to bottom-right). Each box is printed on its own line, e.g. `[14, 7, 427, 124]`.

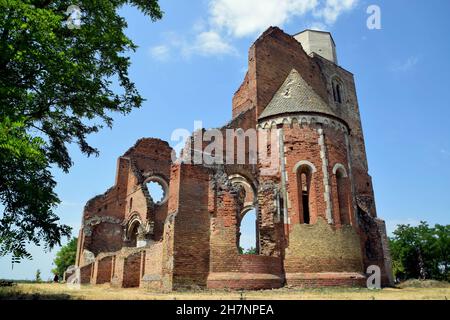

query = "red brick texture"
[75, 26, 393, 290]
[91, 255, 113, 284]
[170, 164, 211, 290]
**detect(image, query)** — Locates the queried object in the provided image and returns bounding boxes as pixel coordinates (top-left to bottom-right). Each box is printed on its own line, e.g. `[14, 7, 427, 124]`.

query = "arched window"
[333, 164, 350, 225]
[332, 78, 344, 104]
[238, 208, 258, 255]
[294, 161, 317, 225]
[298, 169, 311, 224]
[336, 84, 342, 103]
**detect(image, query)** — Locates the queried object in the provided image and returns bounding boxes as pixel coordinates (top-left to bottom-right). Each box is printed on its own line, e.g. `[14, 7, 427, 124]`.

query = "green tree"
[35, 269, 42, 283]
[52, 237, 77, 278]
[389, 222, 450, 281]
[0, 0, 162, 261]
[238, 246, 258, 255]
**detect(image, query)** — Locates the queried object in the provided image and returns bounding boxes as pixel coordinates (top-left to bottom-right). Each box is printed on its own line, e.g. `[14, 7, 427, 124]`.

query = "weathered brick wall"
[286, 272, 366, 288]
[170, 164, 211, 289]
[312, 54, 377, 216]
[358, 211, 394, 286]
[75, 26, 392, 290]
[140, 243, 164, 290]
[323, 126, 355, 227]
[232, 73, 252, 117]
[207, 255, 283, 290]
[209, 172, 242, 273]
[92, 255, 113, 284]
[111, 255, 124, 288]
[122, 252, 141, 288]
[76, 138, 173, 266]
[79, 263, 93, 284]
[207, 169, 284, 290]
[252, 27, 329, 118]
[284, 218, 363, 274]
[283, 124, 324, 225]
[88, 222, 122, 256]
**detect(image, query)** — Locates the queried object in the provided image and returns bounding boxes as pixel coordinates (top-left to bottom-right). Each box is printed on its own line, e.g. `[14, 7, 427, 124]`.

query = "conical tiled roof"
[259, 69, 336, 120]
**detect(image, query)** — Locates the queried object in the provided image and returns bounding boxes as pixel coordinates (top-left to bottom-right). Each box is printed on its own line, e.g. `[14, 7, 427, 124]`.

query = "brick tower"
[74, 27, 393, 290]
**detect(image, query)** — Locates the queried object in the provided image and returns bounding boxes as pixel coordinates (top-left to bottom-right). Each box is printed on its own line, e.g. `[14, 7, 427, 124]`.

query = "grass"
[0, 281, 449, 300]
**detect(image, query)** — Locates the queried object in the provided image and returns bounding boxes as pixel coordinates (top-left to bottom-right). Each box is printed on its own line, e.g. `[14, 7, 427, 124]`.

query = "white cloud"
[314, 0, 358, 25]
[308, 21, 328, 31]
[150, 0, 359, 59]
[187, 31, 237, 56]
[149, 45, 170, 61]
[209, 0, 316, 37]
[149, 31, 236, 61]
[209, 0, 358, 38]
[391, 56, 419, 72]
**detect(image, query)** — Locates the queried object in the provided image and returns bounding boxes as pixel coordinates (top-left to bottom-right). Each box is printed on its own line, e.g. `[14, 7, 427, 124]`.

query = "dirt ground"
[1, 282, 449, 300]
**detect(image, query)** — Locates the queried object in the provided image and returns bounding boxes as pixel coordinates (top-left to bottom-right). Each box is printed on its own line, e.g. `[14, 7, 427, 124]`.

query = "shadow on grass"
[0, 290, 71, 300]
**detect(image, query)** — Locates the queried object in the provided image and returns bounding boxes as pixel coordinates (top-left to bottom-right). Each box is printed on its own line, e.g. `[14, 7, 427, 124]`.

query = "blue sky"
[1, 0, 450, 280]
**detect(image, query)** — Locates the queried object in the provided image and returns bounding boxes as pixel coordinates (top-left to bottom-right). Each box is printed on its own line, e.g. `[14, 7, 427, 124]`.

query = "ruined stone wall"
[358, 211, 394, 286]
[284, 218, 363, 274]
[207, 169, 284, 290]
[232, 73, 252, 118]
[168, 164, 211, 290]
[312, 54, 376, 215]
[207, 255, 283, 290]
[274, 121, 364, 283]
[76, 139, 173, 267]
[122, 251, 141, 288]
[323, 125, 355, 227]
[140, 242, 164, 290]
[91, 255, 114, 284]
[283, 124, 325, 226]
[75, 26, 392, 290]
[79, 263, 93, 284]
[123, 138, 172, 234]
[252, 27, 329, 118]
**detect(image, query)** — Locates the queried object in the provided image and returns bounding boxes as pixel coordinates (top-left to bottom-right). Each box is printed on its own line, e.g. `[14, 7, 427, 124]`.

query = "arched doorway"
[126, 218, 141, 247]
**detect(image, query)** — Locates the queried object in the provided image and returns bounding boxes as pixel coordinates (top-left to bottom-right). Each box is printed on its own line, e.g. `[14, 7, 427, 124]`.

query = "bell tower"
[294, 29, 338, 64]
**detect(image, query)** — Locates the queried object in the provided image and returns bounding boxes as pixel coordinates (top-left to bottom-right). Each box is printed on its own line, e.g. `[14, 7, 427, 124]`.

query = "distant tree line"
[52, 238, 78, 279]
[389, 222, 449, 282]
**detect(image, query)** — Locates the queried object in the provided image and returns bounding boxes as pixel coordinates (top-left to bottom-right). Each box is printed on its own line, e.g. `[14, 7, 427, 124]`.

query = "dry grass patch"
[0, 283, 449, 300]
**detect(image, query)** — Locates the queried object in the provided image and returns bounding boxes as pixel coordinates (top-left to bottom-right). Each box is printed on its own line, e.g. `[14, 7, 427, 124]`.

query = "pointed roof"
[259, 69, 336, 120]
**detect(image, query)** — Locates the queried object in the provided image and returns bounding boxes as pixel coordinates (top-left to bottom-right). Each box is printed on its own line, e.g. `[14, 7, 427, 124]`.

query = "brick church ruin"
[75, 27, 393, 290]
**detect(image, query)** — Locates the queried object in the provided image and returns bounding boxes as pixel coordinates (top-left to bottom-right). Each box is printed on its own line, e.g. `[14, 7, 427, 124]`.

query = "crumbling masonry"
[75, 27, 394, 290]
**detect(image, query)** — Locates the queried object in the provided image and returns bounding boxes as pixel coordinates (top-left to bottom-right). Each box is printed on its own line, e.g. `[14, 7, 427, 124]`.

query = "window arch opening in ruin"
[128, 221, 140, 247]
[336, 169, 350, 225]
[129, 197, 133, 213]
[238, 208, 258, 255]
[297, 166, 313, 224]
[144, 176, 169, 205]
[147, 181, 164, 203]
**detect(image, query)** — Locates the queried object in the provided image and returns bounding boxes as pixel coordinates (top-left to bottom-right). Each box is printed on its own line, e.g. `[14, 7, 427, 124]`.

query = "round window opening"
[146, 181, 166, 204]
